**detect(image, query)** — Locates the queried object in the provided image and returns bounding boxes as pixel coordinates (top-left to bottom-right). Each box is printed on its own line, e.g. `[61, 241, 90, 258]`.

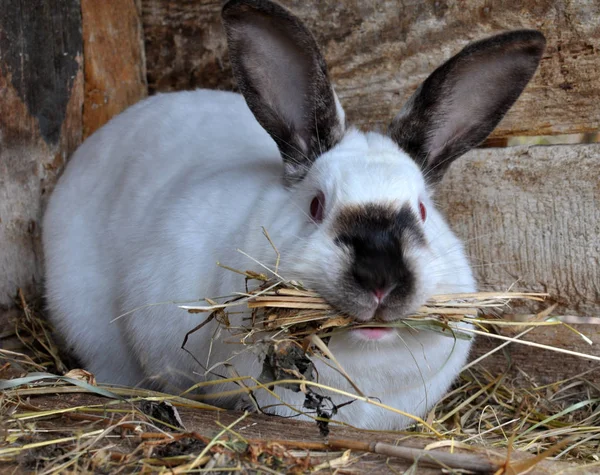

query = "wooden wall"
[0, 0, 83, 318]
[0, 1, 146, 324]
[142, 0, 600, 140]
[1, 0, 599, 381]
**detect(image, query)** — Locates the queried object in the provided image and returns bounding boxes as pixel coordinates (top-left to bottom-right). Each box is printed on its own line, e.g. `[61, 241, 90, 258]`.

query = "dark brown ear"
[389, 30, 545, 184]
[222, 0, 345, 185]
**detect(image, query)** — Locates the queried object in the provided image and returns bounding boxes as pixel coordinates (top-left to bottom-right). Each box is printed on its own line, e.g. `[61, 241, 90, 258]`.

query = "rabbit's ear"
[389, 30, 545, 184]
[222, 0, 345, 185]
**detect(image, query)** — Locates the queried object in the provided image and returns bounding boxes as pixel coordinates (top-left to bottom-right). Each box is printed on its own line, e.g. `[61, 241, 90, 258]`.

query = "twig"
[59, 413, 500, 472]
[253, 438, 501, 473]
[461, 327, 600, 362]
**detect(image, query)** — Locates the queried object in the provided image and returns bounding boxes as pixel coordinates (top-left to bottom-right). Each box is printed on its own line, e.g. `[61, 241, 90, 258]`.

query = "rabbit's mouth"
[322, 298, 414, 341]
[319, 285, 421, 326]
[346, 306, 410, 341]
[350, 326, 395, 341]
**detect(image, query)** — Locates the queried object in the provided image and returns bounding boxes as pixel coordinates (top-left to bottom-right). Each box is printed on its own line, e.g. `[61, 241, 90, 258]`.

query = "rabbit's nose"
[352, 261, 388, 294]
[374, 288, 386, 303]
[333, 202, 424, 305]
[352, 255, 405, 303]
[373, 285, 397, 304]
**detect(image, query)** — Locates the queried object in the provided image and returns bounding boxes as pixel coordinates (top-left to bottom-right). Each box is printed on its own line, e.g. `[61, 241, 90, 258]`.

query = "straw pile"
[2, 274, 600, 473]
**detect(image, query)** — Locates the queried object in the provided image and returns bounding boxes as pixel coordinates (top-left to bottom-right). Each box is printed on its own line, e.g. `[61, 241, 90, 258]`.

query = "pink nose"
[374, 289, 387, 303]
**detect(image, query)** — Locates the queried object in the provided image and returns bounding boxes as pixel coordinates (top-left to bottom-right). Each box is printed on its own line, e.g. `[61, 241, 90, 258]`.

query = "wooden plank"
[441, 144, 600, 382]
[0, 0, 146, 323]
[439, 144, 600, 318]
[81, 0, 147, 138]
[0, 0, 84, 312]
[141, 0, 600, 140]
[470, 323, 600, 384]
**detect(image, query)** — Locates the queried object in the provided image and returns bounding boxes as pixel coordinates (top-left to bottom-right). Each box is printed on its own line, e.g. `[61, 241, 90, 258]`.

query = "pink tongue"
[355, 327, 393, 339]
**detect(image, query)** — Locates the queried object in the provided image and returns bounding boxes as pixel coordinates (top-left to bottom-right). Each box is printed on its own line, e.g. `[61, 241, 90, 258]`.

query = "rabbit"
[43, 0, 545, 430]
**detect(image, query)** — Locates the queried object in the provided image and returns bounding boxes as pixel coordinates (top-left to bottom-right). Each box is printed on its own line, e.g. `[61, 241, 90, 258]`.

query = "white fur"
[43, 89, 475, 429]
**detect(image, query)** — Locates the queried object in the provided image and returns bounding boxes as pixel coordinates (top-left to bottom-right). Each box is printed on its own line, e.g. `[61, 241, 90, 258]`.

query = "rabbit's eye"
[310, 191, 325, 223]
[419, 201, 427, 222]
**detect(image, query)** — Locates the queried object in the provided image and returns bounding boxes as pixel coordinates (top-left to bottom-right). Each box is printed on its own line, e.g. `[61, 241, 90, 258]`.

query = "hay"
[179, 269, 597, 388]
[1, 290, 68, 376]
[432, 365, 600, 463]
[1, 362, 599, 473]
[2, 264, 599, 472]
[178, 263, 595, 346]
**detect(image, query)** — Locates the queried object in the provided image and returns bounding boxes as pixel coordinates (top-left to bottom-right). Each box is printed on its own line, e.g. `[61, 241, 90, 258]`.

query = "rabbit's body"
[44, 0, 545, 429]
[44, 90, 474, 428]
[44, 90, 281, 385]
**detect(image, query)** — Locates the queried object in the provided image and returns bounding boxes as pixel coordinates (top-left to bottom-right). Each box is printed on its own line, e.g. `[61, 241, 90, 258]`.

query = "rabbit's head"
[222, 0, 545, 340]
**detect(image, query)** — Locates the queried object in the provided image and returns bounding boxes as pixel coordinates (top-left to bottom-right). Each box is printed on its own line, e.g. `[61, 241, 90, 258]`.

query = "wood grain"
[0, 0, 147, 323]
[0, 0, 83, 312]
[81, 0, 147, 138]
[440, 143, 600, 381]
[142, 0, 600, 140]
[439, 144, 600, 318]
[470, 323, 600, 384]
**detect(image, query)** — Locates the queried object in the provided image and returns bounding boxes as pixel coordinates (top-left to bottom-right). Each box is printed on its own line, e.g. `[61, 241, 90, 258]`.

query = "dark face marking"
[333, 204, 425, 319]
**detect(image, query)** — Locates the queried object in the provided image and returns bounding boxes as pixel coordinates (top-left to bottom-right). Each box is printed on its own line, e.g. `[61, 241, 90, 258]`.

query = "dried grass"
[2, 365, 598, 473]
[183, 253, 593, 329]
[2, 263, 599, 473]
[179, 268, 598, 386]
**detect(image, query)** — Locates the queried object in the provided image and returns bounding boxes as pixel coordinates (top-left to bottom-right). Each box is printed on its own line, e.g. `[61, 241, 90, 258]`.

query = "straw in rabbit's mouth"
[179, 269, 552, 346]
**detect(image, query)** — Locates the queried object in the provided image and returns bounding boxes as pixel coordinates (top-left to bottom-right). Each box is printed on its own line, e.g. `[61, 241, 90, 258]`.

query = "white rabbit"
[43, 0, 544, 429]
